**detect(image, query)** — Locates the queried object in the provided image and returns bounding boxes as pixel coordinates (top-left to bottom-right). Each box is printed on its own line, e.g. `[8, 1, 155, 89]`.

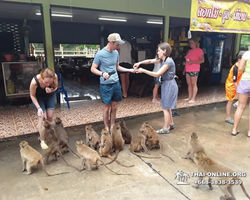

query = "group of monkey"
[19, 118, 173, 176]
[19, 117, 250, 200]
[182, 132, 250, 200]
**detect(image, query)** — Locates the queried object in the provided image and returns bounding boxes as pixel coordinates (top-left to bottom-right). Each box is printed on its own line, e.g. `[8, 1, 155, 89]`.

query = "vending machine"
[201, 33, 227, 83]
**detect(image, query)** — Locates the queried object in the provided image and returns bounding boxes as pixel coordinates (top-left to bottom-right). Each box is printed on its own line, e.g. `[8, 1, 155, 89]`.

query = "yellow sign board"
[190, 0, 250, 33]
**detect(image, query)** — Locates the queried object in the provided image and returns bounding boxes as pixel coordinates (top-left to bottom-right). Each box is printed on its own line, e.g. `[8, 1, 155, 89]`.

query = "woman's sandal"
[170, 124, 175, 130]
[156, 127, 170, 134]
[233, 103, 238, 108]
[231, 131, 239, 136]
[225, 118, 234, 124]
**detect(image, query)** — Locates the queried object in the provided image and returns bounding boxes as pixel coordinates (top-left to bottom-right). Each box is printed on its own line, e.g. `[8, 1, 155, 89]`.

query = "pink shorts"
[237, 80, 250, 95]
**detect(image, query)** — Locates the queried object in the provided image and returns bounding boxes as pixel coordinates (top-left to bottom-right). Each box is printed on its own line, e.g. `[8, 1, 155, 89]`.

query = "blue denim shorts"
[33, 94, 55, 112]
[100, 82, 122, 105]
[155, 77, 161, 85]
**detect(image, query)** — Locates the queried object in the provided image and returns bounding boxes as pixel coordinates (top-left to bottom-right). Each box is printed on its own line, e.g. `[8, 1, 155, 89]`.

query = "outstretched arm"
[133, 58, 160, 68]
[116, 62, 134, 73]
[137, 64, 169, 78]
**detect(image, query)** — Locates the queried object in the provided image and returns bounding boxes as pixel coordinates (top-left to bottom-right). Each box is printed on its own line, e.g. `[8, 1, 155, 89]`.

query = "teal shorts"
[100, 82, 122, 105]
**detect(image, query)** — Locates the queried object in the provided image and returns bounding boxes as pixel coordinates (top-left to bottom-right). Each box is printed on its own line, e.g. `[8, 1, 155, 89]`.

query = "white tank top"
[119, 39, 132, 64]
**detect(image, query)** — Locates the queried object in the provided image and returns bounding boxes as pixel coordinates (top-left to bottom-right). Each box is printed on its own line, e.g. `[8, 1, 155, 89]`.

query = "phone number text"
[194, 179, 242, 185]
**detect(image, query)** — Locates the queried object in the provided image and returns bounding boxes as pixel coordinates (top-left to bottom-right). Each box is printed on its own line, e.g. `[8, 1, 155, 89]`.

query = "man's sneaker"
[170, 124, 175, 130]
[40, 140, 49, 149]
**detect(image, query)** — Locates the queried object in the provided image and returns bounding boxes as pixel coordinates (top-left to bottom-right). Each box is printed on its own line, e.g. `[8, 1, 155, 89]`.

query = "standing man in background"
[91, 33, 135, 133]
[117, 38, 132, 98]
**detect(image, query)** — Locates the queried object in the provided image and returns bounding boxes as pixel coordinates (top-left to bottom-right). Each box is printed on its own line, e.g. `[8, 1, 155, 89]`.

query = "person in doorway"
[183, 37, 204, 103]
[225, 52, 243, 124]
[117, 38, 132, 98]
[133, 42, 178, 134]
[91, 33, 135, 133]
[152, 59, 162, 103]
[231, 50, 250, 137]
[29, 68, 58, 149]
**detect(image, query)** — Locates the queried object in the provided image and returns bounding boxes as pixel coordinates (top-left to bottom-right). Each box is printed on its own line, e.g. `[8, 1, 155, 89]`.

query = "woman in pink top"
[183, 38, 204, 103]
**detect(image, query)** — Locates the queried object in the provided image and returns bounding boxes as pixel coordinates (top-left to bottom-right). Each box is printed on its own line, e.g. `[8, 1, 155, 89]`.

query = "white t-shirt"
[119, 39, 132, 64]
[153, 62, 161, 72]
[241, 51, 250, 81]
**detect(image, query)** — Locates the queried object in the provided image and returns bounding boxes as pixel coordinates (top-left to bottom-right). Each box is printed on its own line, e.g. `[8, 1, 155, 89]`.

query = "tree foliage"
[240, 35, 250, 50]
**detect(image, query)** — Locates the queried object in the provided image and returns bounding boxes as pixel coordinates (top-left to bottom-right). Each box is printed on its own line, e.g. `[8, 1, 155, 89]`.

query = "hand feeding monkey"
[182, 132, 206, 161]
[19, 141, 69, 176]
[99, 128, 134, 167]
[75, 140, 129, 175]
[85, 125, 101, 150]
[140, 122, 174, 162]
[193, 151, 250, 200]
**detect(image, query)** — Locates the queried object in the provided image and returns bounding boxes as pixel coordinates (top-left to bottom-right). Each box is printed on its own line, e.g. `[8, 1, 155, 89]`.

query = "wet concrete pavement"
[0, 102, 250, 200]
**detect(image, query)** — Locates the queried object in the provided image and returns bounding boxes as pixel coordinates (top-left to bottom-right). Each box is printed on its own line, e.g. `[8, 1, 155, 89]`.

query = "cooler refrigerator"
[201, 33, 226, 83]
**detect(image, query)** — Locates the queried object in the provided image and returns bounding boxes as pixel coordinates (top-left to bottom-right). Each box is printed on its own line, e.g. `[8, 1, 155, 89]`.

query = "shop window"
[240, 34, 250, 51]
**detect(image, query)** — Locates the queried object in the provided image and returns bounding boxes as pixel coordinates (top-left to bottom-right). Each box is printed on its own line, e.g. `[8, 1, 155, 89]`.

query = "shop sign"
[190, 0, 250, 34]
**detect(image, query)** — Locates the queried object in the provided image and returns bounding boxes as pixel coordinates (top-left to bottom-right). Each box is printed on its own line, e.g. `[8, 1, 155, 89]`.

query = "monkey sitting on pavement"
[129, 129, 162, 159]
[140, 122, 174, 162]
[119, 121, 132, 144]
[182, 132, 206, 161]
[40, 120, 80, 171]
[19, 141, 69, 176]
[193, 151, 250, 200]
[51, 117, 79, 158]
[75, 140, 129, 175]
[85, 125, 101, 150]
[99, 128, 134, 167]
[105, 123, 134, 167]
[104, 123, 125, 166]
[140, 122, 161, 150]
[99, 128, 113, 158]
